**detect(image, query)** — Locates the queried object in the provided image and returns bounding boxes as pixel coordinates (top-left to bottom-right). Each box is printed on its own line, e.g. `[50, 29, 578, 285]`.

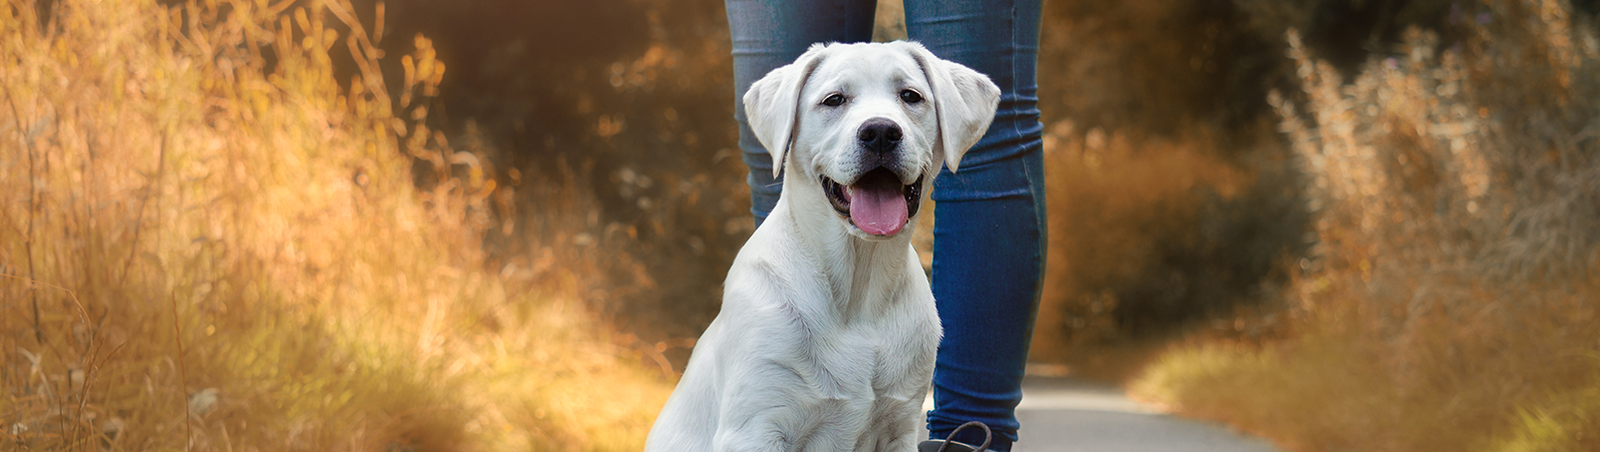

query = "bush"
[1030, 0, 1314, 358]
[352, 0, 749, 342]
[1034, 125, 1308, 351]
[1134, 1, 1600, 450]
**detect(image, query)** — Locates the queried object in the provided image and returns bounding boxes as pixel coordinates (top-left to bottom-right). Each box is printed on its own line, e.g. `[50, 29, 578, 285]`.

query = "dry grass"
[0, 0, 669, 450]
[1132, 1, 1600, 451]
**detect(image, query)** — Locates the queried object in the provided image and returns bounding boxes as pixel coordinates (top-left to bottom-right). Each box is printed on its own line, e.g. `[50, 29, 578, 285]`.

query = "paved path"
[925, 376, 1281, 452]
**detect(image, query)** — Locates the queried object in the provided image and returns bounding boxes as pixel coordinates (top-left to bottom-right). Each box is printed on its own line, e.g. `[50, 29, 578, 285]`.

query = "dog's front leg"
[710, 413, 790, 452]
[713, 389, 873, 452]
[881, 421, 922, 452]
[870, 397, 927, 452]
[709, 370, 809, 452]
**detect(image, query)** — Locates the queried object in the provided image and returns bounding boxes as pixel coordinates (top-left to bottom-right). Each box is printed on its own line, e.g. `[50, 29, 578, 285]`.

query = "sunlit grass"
[1491, 381, 1600, 452]
[0, 0, 669, 449]
[1134, 278, 1599, 452]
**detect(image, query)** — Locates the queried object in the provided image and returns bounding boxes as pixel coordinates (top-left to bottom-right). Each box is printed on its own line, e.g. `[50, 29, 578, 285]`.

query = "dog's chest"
[777, 319, 934, 450]
[810, 319, 935, 396]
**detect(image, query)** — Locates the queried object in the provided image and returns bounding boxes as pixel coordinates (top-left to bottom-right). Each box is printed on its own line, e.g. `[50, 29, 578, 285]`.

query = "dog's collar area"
[820, 169, 924, 235]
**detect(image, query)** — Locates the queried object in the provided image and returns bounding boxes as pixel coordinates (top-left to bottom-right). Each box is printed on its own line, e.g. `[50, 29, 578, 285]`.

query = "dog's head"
[744, 41, 1000, 239]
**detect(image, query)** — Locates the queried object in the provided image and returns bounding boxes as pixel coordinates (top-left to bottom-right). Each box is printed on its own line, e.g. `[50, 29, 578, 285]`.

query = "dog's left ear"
[744, 44, 829, 178]
[904, 43, 1001, 173]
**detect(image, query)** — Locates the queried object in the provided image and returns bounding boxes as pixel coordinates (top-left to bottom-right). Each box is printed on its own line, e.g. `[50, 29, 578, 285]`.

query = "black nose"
[857, 119, 902, 153]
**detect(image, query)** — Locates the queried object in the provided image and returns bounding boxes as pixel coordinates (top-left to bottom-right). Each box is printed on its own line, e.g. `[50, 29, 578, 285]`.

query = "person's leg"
[727, 0, 877, 227]
[903, 0, 1046, 450]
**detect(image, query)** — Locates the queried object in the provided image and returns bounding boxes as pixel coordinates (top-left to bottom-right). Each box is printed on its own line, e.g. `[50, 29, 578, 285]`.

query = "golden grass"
[1491, 381, 1600, 452]
[1131, 1, 1600, 451]
[0, 0, 670, 450]
[1134, 278, 1600, 452]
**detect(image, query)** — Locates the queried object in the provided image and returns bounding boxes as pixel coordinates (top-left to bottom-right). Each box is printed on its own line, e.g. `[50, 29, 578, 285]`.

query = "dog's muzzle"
[820, 170, 924, 237]
[818, 118, 924, 236]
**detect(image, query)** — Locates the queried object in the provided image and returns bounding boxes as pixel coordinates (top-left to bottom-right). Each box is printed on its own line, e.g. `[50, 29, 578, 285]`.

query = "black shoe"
[917, 421, 992, 452]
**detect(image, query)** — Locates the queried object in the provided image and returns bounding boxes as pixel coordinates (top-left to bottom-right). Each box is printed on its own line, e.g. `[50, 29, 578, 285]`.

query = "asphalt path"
[923, 376, 1281, 452]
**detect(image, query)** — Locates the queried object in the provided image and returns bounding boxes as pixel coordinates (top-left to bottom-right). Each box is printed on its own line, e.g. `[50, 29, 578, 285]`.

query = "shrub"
[1134, 1, 1600, 450]
[1034, 125, 1308, 352]
[1029, 0, 1315, 361]
[358, 0, 749, 342]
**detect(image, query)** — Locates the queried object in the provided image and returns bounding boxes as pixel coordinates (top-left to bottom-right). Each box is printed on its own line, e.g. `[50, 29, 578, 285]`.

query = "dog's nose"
[857, 119, 902, 153]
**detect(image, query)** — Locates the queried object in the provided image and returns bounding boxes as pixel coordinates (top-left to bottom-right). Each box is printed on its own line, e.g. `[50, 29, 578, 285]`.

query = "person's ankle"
[919, 421, 996, 452]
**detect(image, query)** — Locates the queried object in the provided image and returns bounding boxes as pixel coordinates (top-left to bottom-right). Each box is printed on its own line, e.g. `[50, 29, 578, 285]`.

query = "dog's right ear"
[744, 44, 828, 179]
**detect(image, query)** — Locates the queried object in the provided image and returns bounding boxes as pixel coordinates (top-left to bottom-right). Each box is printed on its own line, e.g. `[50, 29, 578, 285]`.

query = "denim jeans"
[727, 1, 1046, 450]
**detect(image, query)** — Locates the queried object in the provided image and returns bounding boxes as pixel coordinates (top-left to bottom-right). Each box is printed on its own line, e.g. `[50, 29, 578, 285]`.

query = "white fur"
[645, 41, 1000, 452]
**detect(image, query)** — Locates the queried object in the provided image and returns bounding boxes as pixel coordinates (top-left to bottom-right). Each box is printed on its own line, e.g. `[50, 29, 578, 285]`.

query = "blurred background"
[3, 0, 1598, 450]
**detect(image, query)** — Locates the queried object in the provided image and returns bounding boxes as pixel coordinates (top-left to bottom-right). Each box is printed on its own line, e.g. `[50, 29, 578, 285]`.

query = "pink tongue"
[848, 172, 908, 236]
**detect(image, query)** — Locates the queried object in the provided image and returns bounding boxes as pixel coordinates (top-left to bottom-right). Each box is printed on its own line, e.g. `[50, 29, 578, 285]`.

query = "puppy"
[645, 41, 1000, 452]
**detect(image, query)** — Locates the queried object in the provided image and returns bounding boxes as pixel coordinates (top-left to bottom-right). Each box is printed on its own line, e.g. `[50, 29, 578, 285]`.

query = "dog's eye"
[822, 93, 846, 107]
[899, 90, 923, 104]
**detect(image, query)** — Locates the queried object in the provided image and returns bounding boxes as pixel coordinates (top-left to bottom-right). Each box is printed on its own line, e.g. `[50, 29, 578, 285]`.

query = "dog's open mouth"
[821, 168, 923, 236]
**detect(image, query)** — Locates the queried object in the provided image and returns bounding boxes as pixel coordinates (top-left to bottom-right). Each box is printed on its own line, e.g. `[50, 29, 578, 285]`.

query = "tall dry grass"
[0, 0, 668, 450]
[1133, 1, 1600, 451]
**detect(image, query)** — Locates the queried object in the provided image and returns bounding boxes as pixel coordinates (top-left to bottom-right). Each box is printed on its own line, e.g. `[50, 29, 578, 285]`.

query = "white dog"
[645, 41, 1000, 452]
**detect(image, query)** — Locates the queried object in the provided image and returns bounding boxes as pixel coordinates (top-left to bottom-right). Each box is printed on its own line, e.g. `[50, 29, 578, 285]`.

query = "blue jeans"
[727, 1, 1046, 450]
